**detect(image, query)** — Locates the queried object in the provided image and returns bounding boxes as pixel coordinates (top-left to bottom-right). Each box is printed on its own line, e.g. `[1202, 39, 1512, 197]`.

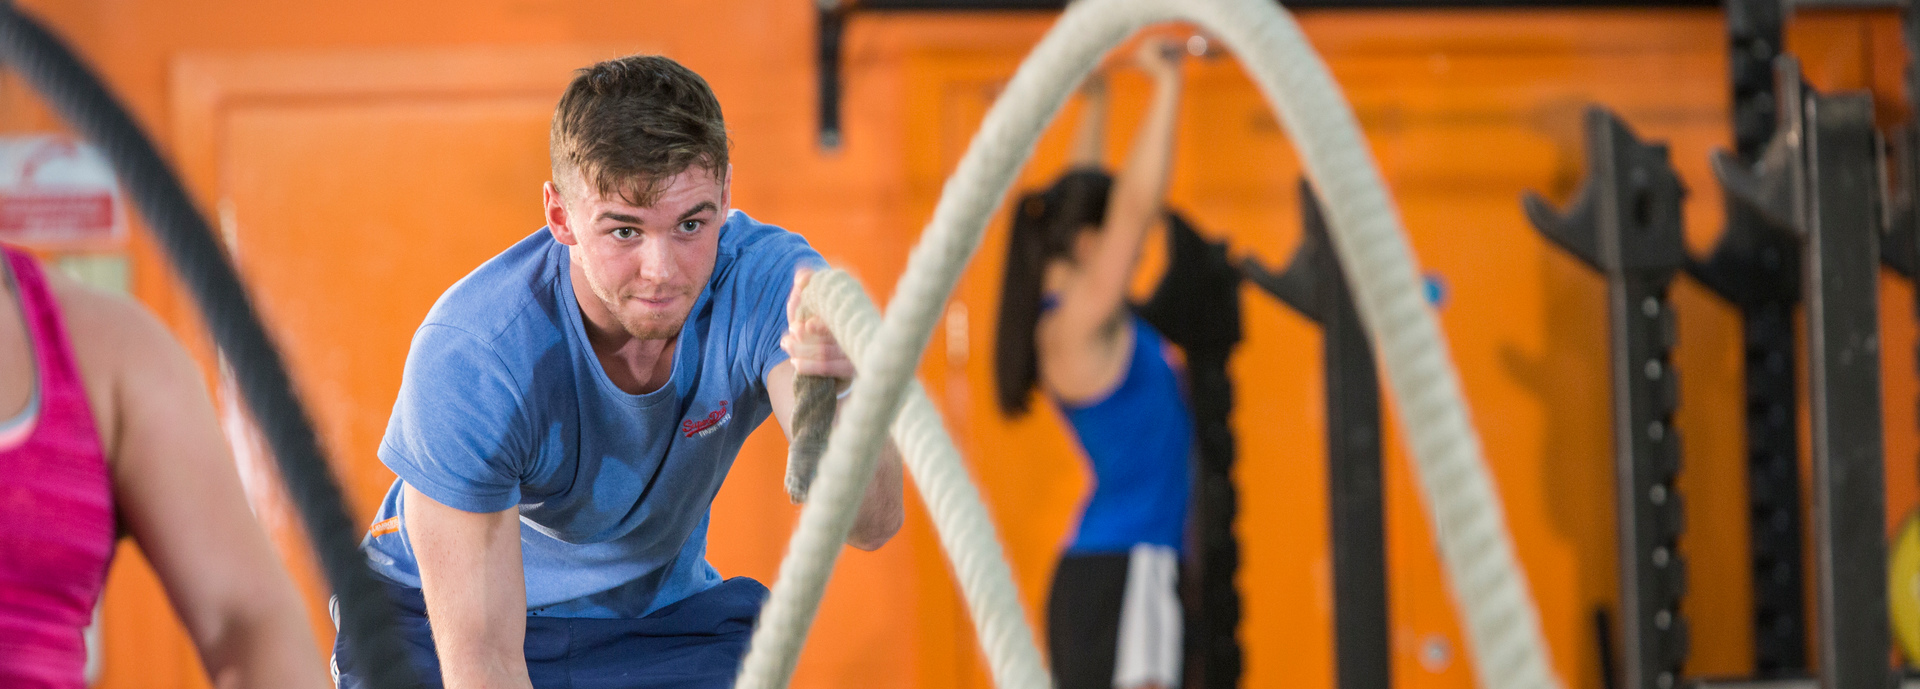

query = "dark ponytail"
[993, 169, 1112, 416]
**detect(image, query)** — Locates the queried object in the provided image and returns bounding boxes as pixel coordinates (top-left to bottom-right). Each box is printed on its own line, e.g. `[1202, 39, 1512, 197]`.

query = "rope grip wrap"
[787, 374, 840, 503]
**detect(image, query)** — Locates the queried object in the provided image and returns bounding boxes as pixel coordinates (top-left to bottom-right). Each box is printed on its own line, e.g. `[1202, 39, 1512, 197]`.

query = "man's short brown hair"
[550, 54, 729, 207]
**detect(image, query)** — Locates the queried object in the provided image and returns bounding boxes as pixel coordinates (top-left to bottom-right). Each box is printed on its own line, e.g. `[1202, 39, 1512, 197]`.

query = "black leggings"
[1047, 553, 1132, 689]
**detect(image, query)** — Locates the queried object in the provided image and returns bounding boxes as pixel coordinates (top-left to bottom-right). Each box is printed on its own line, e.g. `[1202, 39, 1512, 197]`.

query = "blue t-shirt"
[362, 209, 822, 619]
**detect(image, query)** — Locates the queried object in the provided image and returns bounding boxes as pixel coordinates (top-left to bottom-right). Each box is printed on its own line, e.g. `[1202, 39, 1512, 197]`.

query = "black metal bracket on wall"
[1243, 179, 1389, 689]
[1523, 106, 1690, 689]
[1692, 0, 1809, 675]
[818, 2, 847, 149]
[1712, 55, 1890, 689]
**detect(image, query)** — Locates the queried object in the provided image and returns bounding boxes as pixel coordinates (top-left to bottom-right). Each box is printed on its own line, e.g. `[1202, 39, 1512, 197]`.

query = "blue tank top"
[1049, 308, 1194, 554]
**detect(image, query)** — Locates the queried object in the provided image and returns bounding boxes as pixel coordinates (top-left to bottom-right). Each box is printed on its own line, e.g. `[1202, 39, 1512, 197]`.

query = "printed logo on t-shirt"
[682, 400, 732, 439]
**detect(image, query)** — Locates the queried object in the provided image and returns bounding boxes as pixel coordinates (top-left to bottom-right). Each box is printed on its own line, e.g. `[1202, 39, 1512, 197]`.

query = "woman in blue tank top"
[994, 37, 1191, 689]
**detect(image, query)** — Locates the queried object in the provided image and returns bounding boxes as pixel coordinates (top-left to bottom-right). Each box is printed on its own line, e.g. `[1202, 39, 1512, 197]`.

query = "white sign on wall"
[0, 134, 124, 246]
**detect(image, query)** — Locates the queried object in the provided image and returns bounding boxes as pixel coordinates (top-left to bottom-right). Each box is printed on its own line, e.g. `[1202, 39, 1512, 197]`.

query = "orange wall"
[1, 2, 1915, 688]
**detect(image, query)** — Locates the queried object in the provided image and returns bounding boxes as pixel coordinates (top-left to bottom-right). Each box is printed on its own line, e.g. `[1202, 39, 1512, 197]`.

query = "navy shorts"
[332, 576, 768, 689]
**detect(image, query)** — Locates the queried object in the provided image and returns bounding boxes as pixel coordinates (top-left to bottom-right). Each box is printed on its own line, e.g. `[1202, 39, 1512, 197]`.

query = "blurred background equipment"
[755, 0, 1560, 686]
[1244, 180, 1389, 689]
[1524, 106, 1691, 689]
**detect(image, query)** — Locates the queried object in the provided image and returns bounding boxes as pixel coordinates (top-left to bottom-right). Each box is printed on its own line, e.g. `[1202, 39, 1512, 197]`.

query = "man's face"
[546, 165, 729, 341]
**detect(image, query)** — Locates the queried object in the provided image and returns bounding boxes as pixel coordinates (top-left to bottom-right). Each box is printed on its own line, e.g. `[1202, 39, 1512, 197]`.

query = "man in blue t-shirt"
[330, 54, 904, 689]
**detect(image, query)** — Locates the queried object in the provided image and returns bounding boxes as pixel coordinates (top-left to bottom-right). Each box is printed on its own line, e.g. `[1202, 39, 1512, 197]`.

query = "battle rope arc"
[795, 269, 1050, 689]
[0, 5, 420, 689]
[740, 0, 1560, 686]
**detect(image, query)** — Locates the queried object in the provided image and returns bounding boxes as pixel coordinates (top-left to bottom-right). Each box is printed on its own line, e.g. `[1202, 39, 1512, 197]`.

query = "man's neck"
[572, 263, 676, 395]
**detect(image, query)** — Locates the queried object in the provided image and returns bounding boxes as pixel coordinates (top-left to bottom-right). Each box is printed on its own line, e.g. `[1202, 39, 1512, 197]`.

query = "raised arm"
[404, 485, 533, 689]
[61, 278, 331, 689]
[1049, 38, 1184, 340]
[1067, 71, 1109, 170]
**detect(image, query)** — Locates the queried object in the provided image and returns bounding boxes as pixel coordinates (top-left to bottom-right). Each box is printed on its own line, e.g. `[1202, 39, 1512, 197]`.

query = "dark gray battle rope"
[0, 4, 418, 688]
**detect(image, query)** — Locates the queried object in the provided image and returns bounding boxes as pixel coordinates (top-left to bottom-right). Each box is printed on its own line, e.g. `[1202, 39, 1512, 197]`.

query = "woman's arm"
[1049, 38, 1184, 344]
[59, 278, 331, 689]
[1067, 71, 1109, 169]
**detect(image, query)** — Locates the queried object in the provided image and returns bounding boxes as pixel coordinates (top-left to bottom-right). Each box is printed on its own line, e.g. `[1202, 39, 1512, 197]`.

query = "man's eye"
[613, 228, 638, 240]
[678, 220, 701, 234]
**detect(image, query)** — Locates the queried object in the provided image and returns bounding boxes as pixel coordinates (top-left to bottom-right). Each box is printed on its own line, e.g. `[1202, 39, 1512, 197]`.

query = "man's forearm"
[426, 587, 536, 689]
[422, 554, 535, 689]
[436, 649, 534, 689]
[847, 441, 905, 551]
[405, 485, 535, 689]
[810, 385, 904, 550]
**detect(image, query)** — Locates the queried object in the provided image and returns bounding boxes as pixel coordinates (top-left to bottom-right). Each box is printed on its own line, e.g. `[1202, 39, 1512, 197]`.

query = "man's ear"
[544, 181, 578, 245]
[719, 164, 733, 214]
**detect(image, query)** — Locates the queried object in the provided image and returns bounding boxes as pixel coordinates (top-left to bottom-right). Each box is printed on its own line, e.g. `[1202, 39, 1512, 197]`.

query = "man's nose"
[636, 234, 674, 283]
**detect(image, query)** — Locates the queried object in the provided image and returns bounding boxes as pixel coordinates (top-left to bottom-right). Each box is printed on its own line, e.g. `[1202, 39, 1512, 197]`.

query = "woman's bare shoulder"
[43, 271, 201, 457]
[46, 272, 182, 368]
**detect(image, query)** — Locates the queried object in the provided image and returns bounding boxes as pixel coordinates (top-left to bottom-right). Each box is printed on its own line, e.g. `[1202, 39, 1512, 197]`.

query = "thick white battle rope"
[799, 269, 1051, 689]
[738, 0, 1561, 686]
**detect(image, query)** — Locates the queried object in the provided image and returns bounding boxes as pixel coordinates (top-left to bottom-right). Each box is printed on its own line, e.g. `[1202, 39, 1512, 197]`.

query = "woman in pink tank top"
[0, 244, 330, 689]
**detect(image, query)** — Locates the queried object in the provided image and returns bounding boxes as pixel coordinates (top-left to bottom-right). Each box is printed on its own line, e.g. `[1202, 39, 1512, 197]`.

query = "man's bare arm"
[767, 359, 904, 551]
[404, 484, 533, 689]
[846, 433, 904, 551]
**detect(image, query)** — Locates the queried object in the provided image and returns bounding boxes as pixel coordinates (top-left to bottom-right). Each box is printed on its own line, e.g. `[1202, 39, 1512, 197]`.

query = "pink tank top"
[0, 246, 115, 689]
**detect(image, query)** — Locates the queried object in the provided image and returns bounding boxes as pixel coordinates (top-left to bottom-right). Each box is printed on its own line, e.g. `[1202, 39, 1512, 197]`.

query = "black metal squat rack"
[1523, 9, 1896, 683]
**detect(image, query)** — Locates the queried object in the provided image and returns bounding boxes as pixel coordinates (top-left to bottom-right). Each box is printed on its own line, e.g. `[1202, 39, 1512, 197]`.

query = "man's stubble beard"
[584, 268, 691, 341]
[615, 304, 687, 341]
[605, 288, 691, 341]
